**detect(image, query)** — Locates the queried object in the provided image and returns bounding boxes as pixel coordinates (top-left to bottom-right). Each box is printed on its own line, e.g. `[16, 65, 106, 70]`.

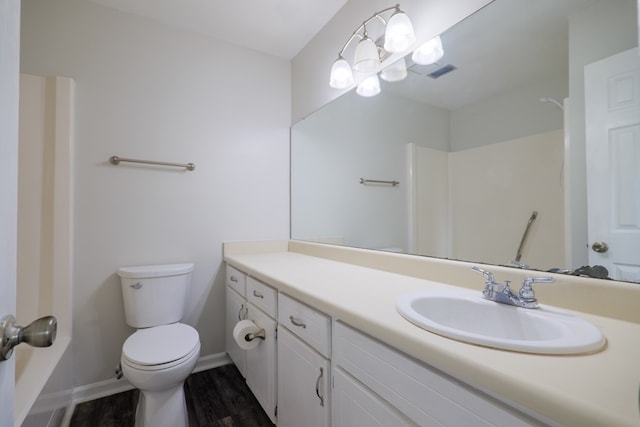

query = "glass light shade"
[380, 57, 407, 82]
[329, 57, 355, 89]
[356, 75, 381, 97]
[411, 36, 444, 65]
[384, 11, 416, 53]
[353, 37, 380, 73]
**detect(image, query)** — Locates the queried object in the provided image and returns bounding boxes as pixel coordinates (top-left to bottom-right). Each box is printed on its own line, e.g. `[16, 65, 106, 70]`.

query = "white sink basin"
[396, 290, 606, 354]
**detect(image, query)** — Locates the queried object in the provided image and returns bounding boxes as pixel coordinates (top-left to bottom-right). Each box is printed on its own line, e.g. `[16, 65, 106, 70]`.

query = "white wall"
[20, 0, 290, 388]
[450, 72, 567, 151]
[291, 90, 448, 251]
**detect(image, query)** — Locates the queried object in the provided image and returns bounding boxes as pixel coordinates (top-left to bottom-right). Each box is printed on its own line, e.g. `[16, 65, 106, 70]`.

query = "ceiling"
[89, 0, 349, 59]
[383, 0, 598, 110]
[90, 0, 604, 111]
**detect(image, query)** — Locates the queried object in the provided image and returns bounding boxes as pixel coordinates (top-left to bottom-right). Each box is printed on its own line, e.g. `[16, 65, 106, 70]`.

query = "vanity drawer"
[278, 293, 331, 358]
[226, 264, 246, 296]
[333, 322, 541, 427]
[246, 276, 277, 317]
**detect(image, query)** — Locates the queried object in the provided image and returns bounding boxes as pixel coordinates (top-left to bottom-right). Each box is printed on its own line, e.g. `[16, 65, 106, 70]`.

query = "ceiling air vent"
[427, 64, 457, 79]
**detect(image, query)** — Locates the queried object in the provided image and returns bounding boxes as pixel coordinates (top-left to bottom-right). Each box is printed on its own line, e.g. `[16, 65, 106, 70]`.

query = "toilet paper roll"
[233, 319, 262, 350]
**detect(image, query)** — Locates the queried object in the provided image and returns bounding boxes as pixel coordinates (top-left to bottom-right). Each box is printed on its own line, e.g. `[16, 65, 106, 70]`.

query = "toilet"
[118, 263, 200, 427]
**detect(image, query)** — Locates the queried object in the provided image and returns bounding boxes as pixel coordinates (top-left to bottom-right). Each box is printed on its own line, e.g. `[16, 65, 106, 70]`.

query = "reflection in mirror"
[291, 0, 640, 283]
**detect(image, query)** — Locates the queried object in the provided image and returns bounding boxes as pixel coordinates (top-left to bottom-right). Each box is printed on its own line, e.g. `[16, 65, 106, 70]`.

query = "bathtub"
[15, 74, 73, 425]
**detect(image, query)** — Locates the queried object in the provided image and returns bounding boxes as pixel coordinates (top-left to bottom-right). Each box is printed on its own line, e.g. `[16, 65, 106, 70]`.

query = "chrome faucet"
[472, 266, 554, 309]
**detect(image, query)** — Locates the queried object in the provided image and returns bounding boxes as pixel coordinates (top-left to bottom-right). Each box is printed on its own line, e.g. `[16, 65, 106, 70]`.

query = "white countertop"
[224, 241, 640, 427]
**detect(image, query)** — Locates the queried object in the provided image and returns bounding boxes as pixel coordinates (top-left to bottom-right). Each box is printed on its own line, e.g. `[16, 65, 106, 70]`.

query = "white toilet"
[118, 263, 201, 427]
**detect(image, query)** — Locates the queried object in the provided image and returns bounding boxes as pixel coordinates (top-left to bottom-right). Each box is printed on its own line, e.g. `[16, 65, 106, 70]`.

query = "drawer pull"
[289, 316, 307, 329]
[230, 275, 239, 283]
[315, 367, 324, 407]
[237, 304, 247, 321]
[252, 290, 264, 299]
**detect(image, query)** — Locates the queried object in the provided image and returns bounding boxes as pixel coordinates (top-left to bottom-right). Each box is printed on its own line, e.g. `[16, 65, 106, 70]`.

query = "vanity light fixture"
[329, 4, 416, 93]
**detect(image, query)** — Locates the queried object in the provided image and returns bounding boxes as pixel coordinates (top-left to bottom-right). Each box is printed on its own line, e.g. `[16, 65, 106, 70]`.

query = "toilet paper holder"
[244, 329, 266, 342]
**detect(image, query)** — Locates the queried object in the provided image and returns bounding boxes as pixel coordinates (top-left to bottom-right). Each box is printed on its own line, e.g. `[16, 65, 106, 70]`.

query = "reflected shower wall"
[409, 129, 565, 270]
[16, 74, 73, 426]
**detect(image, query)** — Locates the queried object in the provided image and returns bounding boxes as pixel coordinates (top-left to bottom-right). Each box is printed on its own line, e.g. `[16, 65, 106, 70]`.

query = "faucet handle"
[519, 277, 554, 301]
[471, 266, 496, 284]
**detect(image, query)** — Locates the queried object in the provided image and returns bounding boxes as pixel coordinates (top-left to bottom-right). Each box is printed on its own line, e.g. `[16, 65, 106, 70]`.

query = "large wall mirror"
[291, 0, 640, 283]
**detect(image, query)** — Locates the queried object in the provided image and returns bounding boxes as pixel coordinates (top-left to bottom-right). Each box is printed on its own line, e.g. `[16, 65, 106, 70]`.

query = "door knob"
[0, 315, 57, 361]
[591, 241, 609, 253]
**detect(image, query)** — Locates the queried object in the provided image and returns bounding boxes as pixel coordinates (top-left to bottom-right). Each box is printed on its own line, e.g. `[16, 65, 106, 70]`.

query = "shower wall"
[411, 129, 565, 270]
[448, 129, 565, 269]
[17, 73, 73, 425]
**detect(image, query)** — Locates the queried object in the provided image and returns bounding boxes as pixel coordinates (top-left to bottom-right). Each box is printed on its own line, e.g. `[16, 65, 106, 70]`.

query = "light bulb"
[384, 10, 416, 53]
[380, 57, 407, 82]
[353, 37, 380, 73]
[329, 57, 354, 89]
[356, 75, 381, 97]
[411, 36, 444, 65]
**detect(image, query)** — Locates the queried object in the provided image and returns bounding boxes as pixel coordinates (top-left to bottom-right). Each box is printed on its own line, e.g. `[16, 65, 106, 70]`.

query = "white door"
[0, 1, 20, 426]
[245, 303, 277, 424]
[225, 287, 247, 377]
[585, 47, 640, 282]
[277, 327, 329, 427]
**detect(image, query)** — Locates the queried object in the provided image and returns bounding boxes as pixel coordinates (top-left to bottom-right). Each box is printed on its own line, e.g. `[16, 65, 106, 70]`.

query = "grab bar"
[514, 211, 538, 262]
[109, 156, 195, 171]
[360, 178, 399, 186]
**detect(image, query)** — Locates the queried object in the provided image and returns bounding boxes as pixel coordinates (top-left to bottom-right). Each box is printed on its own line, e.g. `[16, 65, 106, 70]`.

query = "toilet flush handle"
[0, 314, 57, 361]
[130, 282, 143, 289]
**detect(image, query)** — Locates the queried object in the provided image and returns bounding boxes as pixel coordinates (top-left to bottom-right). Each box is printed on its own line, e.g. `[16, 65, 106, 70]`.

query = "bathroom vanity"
[224, 240, 640, 427]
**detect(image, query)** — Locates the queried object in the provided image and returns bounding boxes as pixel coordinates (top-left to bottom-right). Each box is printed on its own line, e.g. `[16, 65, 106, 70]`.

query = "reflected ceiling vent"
[408, 60, 457, 79]
[427, 64, 457, 79]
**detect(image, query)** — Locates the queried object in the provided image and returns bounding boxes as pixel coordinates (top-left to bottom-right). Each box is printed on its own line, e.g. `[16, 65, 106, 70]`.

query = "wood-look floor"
[69, 364, 274, 427]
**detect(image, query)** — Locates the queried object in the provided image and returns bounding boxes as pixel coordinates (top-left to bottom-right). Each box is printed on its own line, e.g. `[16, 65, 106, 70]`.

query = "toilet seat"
[122, 323, 199, 370]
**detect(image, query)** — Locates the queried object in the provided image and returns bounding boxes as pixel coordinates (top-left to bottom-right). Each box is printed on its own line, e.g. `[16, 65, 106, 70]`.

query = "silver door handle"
[591, 241, 609, 253]
[0, 315, 57, 361]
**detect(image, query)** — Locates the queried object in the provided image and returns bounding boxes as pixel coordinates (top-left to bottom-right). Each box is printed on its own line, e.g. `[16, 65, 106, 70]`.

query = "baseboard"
[193, 351, 232, 373]
[28, 352, 232, 418]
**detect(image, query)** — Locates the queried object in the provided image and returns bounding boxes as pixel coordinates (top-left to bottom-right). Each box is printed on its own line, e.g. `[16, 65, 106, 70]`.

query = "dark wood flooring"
[69, 364, 275, 427]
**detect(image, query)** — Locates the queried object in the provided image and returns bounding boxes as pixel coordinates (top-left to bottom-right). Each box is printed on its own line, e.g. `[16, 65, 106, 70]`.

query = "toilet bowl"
[117, 263, 199, 427]
[121, 323, 200, 427]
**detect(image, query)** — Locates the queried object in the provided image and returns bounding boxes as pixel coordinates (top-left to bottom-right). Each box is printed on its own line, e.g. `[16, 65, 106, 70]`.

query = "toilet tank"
[118, 263, 194, 328]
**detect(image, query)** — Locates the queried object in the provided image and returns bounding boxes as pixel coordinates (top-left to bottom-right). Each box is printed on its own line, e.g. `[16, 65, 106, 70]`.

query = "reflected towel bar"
[109, 156, 195, 171]
[360, 178, 399, 186]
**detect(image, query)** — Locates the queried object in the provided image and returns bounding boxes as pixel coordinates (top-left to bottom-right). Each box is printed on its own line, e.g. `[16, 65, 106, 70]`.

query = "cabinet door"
[277, 327, 330, 427]
[225, 286, 247, 377]
[332, 367, 417, 427]
[246, 303, 277, 424]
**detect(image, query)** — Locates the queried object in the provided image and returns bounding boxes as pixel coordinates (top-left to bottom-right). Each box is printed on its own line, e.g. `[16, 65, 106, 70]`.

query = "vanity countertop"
[223, 241, 640, 427]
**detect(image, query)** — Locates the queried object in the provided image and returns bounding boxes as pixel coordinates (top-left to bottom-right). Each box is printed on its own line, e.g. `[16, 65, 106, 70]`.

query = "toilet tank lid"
[118, 263, 194, 279]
